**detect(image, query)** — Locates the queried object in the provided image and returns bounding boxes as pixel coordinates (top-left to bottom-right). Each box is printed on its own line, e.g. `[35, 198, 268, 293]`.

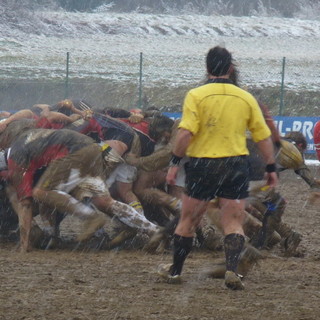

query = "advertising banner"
[163, 113, 320, 154]
[274, 117, 319, 154]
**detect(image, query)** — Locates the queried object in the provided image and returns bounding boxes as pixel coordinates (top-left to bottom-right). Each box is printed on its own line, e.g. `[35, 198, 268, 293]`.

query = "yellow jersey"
[179, 80, 271, 158]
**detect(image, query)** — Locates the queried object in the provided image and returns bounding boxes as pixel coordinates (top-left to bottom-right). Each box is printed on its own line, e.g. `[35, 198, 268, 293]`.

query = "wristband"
[169, 154, 183, 167]
[265, 163, 276, 173]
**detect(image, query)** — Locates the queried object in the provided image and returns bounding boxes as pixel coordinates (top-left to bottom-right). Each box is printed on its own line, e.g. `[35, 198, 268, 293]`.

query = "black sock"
[224, 233, 245, 273]
[171, 234, 193, 276]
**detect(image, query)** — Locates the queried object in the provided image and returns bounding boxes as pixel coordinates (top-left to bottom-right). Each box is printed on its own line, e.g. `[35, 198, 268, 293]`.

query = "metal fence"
[0, 52, 319, 117]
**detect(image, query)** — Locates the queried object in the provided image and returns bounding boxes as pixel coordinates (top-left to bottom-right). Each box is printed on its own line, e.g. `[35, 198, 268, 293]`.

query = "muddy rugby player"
[0, 104, 160, 252]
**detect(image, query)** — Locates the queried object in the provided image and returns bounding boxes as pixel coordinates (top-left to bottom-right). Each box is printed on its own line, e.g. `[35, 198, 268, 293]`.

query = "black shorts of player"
[185, 156, 250, 201]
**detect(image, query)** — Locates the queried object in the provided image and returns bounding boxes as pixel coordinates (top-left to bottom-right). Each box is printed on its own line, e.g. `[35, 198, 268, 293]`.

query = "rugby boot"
[274, 219, 302, 255]
[106, 229, 137, 249]
[237, 245, 264, 276]
[155, 236, 172, 253]
[127, 232, 150, 250]
[143, 227, 167, 253]
[265, 231, 281, 248]
[77, 213, 107, 242]
[29, 223, 45, 248]
[157, 263, 182, 284]
[251, 229, 281, 249]
[225, 271, 244, 290]
[282, 231, 302, 256]
[144, 217, 179, 253]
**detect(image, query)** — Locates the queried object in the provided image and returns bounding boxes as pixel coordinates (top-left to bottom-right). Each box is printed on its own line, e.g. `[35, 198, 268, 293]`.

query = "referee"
[161, 46, 278, 290]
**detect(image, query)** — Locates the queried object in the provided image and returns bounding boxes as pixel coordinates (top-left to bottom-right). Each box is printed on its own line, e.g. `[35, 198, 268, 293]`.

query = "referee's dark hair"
[206, 46, 233, 77]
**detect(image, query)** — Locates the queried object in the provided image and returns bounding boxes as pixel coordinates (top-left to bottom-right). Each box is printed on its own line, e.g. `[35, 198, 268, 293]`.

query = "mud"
[1, 170, 320, 320]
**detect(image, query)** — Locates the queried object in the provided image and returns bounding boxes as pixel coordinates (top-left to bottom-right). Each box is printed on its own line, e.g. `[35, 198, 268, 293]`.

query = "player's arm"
[44, 111, 81, 124]
[166, 128, 192, 185]
[0, 109, 34, 132]
[256, 137, 278, 188]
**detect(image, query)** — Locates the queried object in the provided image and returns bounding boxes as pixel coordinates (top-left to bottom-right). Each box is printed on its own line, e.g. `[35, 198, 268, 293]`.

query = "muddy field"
[1, 169, 320, 320]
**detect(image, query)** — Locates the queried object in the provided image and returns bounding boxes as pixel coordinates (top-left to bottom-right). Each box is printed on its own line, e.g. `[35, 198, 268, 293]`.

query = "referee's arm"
[171, 128, 193, 158]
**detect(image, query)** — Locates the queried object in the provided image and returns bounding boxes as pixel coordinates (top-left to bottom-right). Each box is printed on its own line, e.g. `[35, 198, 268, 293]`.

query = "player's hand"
[166, 166, 179, 185]
[124, 153, 139, 166]
[82, 109, 93, 120]
[0, 121, 8, 133]
[264, 171, 278, 188]
[69, 114, 82, 122]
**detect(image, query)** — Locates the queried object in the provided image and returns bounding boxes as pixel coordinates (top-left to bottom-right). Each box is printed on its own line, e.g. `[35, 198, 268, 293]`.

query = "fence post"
[65, 52, 70, 99]
[138, 52, 143, 109]
[279, 56, 286, 116]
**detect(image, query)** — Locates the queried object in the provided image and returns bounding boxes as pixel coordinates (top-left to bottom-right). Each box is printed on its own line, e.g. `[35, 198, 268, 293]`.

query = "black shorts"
[185, 156, 249, 201]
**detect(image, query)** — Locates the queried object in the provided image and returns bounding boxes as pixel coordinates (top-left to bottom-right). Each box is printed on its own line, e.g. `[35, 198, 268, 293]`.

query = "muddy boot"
[83, 228, 111, 251]
[157, 263, 182, 284]
[127, 232, 150, 250]
[282, 230, 302, 256]
[144, 217, 179, 253]
[253, 192, 287, 249]
[155, 236, 172, 253]
[143, 227, 167, 253]
[237, 245, 264, 276]
[246, 202, 264, 222]
[29, 223, 45, 248]
[262, 231, 281, 249]
[139, 189, 181, 219]
[77, 213, 107, 242]
[204, 244, 264, 279]
[251, 229, 281, 249]
[272, 217, 302, 256]
[106, 229, 137, 249]
[225, 271, 244, 290]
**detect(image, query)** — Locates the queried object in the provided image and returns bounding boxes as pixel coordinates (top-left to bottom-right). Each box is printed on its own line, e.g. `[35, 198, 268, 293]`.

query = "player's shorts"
[36, 144, 109, 198]
[106, 163, 138, 187]
[185, 156, 249, 201]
